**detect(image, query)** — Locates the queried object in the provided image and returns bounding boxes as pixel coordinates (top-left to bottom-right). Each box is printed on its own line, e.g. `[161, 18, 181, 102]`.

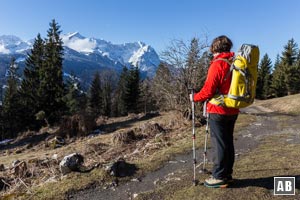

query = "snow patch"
[0, 44, 10, 54]
[15, 57, 26, 63]
[62, 33, 96, 53]
[63, 37, 96, 53]
[129, 45, 150, 66]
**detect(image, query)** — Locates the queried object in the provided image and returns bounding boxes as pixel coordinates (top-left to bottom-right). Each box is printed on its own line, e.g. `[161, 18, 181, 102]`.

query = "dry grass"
[254, 94, 300, 114]
[0, 111, 191, 199]
[136, 133, 300, 200]
[1, 91, 298, 200]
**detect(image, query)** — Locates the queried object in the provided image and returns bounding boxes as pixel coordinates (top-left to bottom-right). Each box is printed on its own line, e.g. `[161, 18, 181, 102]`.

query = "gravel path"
[67, 107, 300, 200]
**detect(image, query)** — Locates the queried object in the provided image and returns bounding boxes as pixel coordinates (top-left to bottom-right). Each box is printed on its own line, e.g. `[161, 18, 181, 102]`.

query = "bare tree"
[153, 37, 210, 118]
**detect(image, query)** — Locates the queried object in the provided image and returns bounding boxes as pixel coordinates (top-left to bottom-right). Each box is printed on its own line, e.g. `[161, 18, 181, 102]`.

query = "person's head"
[210, 35, 233, 54]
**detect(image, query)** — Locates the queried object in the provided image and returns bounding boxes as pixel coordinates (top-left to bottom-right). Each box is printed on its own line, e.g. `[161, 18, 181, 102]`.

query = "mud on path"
[68, 106, 300, 200]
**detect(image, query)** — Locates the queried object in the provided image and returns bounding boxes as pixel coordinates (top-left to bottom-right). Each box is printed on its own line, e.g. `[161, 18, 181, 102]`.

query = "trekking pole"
[190, 89, 198, 186]
[199, 100, 209, 174]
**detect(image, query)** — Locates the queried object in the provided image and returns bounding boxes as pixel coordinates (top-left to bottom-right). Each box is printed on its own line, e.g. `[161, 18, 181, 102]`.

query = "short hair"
[210, 35, 233, 54]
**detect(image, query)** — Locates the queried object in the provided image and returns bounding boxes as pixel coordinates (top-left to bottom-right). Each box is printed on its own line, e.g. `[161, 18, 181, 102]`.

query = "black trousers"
[209, 113, 238, 180]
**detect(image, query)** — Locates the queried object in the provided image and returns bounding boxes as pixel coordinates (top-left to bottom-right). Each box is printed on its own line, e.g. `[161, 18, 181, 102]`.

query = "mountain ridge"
[0, 32, 161, 85]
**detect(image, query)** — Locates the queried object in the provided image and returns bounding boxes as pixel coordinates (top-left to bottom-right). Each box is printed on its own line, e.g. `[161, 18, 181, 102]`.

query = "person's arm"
[193, 62, 221, 102]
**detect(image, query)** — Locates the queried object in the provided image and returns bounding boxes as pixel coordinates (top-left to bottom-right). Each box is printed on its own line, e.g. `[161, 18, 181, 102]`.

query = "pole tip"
[193, 180, 198, 186]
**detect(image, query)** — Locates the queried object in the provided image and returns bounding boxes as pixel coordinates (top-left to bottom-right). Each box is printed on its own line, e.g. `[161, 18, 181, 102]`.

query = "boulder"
[59, 153, 84, 175]
[0, 164, 5, 171]
[109, 159, 137, 177]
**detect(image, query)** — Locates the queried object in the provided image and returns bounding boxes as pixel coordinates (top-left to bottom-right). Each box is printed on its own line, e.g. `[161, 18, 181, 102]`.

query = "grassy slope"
[137, 134, 300, 200]
[2, 94, 300, 199]
[254, 93, 300, 114]
[22, 114, 253, 200]
[135, 96, 300, 200]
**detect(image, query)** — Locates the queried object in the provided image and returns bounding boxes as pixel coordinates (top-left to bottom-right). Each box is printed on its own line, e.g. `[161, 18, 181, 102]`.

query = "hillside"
[252, 94, 300, 114]
[1, 95, 300, 199]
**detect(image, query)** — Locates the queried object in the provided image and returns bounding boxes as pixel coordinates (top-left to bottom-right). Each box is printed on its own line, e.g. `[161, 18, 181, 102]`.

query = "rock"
[52, 154, 58, 160]
[109, 159, 138, 177]
[12, 160, 20, 167]
[59, 153, 84, 175]
[0, 177, 9, 191]
[112, 130, 136, 146]
[133, 193, 138, 199]
[0, 164, 5, 171]
[131, 178, 141, 182]
[14, 149, 22, 154]
[12, 161, 27, 177]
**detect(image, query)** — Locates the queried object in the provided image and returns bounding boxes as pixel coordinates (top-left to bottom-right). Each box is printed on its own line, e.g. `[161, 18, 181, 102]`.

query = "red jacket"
[193, 52, 239, 115]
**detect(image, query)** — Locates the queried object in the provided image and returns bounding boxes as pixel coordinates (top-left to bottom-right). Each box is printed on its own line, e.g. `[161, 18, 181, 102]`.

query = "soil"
[67, 106, 300, 200]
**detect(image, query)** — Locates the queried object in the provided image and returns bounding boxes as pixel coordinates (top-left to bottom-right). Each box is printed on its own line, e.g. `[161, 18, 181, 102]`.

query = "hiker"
[190, 35, 239, 188]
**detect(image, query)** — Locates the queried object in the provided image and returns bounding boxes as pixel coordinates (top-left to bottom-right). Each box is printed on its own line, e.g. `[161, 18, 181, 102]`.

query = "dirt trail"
[68, 106, 300, 200]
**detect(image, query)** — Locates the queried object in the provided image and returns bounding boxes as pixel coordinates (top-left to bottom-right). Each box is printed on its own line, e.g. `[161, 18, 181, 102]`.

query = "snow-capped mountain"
[0, 35, 32, 54]
[61, 32, 160, 76]
[0, 32, 161, 85]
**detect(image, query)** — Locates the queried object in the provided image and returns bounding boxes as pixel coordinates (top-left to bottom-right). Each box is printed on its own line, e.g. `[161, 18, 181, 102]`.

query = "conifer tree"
[3, 58, 22, 137]
[256, 54, 272, 99]
[187, 38, 209, 89]
[271, 55, 286, 97]
[0, 106, 4, 139]
[185, 38, 209, 116]
[287, 49, 300, 94]
[281, 39, 298, 95]
[88, 72, 103, 117]
[63, 74, 86, 115]
[114, 66, 129, 116]
[140, 78, 156, 113]
[102, 75, 112, 116]
[125, 66, 140, 113]
[38, 19, 65, 124]
[19, 34, 45, 129]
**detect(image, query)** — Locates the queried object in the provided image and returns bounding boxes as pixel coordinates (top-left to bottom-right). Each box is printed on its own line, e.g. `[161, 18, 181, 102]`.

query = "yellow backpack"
[209, 44, 260, 108]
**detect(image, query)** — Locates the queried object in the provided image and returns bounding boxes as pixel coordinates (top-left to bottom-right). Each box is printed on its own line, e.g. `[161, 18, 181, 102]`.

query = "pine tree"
[63, 73, 86, 115]
[256, 54, 272, 99]
[102, 75, 112, 116]
[281, 39, 298, 95]
[271, 55, 286, 97]
[185, 38, 209, 116]
[0, 105, 4, 140]
[3, 58, 22, 137]
[140, 78, 156, 113]
[88, 72, 103, 117]
[38, 19, 65, 124]
[289, 49, 300, 94]
[114, 66, 129, 116]
[19, 34, 45, 129]
[125, 66, 140, 113]
[187, 38, 200, 87]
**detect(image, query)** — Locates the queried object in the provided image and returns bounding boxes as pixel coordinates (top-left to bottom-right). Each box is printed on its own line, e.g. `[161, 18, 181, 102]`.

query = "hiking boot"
[204, 176, 228, 188]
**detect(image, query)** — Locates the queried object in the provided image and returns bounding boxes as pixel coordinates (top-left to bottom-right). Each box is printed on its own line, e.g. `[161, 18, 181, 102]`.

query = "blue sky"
[1, 0, 300, 63]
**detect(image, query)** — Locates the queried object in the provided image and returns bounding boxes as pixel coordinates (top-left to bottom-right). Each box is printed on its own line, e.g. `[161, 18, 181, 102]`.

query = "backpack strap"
[212, 58, 234, 81]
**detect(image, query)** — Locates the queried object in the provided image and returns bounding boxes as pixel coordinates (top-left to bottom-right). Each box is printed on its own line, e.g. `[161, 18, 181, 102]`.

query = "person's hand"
[189, 93, 194, 102]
